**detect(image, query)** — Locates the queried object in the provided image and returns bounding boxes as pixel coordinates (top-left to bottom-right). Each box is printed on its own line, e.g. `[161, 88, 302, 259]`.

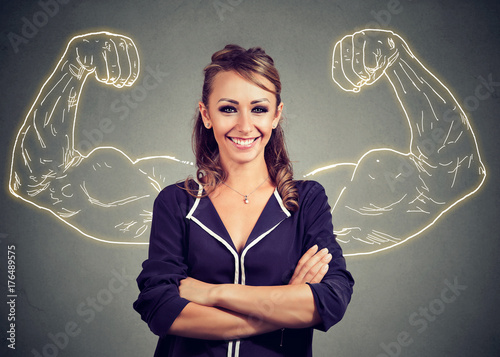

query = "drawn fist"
[332, 29, 409, 92]
[65, 31, 140, 88]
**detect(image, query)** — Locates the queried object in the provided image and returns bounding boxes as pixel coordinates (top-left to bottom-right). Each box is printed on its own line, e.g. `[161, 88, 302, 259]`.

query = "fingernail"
[321, 248, 329, 254]
[323, 253, 332, 262]
[322, 265, 329, 272]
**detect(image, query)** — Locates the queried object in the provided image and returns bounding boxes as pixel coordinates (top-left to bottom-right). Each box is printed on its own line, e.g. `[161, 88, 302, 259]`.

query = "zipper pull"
[280, 328, 285, 347]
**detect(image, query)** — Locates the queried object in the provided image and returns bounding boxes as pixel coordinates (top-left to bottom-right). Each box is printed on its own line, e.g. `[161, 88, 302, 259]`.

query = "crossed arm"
[170, 246, 331, 340]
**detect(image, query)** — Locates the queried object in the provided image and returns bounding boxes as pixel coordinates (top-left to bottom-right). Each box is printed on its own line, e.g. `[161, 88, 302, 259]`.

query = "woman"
[133, 44, 354, 357]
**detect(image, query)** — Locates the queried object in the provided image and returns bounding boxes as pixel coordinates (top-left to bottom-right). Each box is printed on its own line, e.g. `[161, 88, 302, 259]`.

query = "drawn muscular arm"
[9, 32, 186, 244]
[313, 29, 486, 255]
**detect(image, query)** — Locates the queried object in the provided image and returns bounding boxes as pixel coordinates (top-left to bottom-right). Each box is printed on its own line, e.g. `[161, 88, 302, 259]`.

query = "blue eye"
[219, 106, 236, 113]
[252, 106, 268, 113]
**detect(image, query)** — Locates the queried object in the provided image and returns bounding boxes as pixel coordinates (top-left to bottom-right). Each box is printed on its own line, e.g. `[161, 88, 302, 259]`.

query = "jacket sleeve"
[301, 181, 354, 332]
[133, 184, 191, 337]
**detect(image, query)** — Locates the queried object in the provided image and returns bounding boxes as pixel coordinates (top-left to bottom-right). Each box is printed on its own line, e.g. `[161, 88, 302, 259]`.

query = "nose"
[236, 111, 253, 134]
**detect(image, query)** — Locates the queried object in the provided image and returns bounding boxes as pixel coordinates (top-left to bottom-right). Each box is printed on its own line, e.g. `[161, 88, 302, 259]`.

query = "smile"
[228, 136, 260, 148]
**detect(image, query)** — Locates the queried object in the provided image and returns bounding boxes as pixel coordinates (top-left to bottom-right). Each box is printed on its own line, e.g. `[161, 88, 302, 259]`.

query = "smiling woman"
[199, 70, 282, 174]
[133, 44, 354, 357]
[190, 45, 294, 208]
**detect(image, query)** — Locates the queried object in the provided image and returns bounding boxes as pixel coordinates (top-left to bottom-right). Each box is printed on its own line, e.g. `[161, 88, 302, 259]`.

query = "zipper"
[280, 328, 285, 347]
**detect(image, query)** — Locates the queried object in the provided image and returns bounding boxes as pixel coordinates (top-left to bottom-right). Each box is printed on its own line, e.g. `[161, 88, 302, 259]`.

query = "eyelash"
[219, 106, 236, 113]
[218, 106, 269, 114]
[253, 106, 268, 113]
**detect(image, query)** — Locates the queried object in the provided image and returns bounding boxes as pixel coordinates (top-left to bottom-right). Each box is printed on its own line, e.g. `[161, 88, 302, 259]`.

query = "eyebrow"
[217, 98, 270, 105]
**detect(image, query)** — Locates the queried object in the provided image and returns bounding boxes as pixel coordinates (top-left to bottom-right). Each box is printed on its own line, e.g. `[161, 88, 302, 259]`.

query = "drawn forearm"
[11, 59, 91, 193]
[386, 52, 481, 169]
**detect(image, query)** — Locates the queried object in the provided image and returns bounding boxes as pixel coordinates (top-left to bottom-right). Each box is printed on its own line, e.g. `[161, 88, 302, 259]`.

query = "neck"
[221, 159, 271, 191]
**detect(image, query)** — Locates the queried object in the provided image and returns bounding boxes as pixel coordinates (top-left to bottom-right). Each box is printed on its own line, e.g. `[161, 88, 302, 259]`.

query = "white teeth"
[230, 137, 255, 146]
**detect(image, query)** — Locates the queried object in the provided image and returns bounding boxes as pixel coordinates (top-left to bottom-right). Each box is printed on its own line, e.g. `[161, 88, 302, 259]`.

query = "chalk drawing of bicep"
[307, 29, 486, 256]
[8, 31, 193, 244]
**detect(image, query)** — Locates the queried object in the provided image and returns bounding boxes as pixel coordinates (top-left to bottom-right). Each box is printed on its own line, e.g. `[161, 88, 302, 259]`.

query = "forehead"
[209, 70, 276, 103]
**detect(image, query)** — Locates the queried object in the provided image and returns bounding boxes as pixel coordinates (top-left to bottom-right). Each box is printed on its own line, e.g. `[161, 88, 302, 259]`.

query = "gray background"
[1, 0, 499, 356]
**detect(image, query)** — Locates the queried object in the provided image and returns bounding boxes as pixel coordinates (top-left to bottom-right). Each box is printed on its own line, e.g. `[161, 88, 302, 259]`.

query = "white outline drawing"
[8, 30, 486, 256]
[308, 29, 486, 256]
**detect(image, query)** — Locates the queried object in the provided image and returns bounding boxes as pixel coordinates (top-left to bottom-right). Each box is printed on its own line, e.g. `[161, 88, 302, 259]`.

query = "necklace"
[222, 176, 269, 204]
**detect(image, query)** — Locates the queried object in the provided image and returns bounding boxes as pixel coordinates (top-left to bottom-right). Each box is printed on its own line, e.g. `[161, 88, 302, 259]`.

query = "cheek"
[212, 128, 226, 142]
[260, 124, 274, 143]
[211, 123, 231, 144]
[263, 119, 276, 134]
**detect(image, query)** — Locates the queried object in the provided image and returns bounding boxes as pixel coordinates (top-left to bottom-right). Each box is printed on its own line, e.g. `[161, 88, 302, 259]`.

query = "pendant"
[244, 195, 249, 204]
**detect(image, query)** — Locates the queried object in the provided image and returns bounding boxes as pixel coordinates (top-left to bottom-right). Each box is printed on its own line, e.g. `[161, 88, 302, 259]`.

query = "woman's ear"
[199, 102, 211, 127]
[273, 102, 284, 128]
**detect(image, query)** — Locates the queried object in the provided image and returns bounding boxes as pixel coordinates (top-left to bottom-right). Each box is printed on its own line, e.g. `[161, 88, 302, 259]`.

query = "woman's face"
[199, 70, 283, 169]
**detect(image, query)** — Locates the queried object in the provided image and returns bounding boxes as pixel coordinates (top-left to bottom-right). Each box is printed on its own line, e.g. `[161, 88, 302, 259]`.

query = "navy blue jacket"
[134, 180, 354, 356]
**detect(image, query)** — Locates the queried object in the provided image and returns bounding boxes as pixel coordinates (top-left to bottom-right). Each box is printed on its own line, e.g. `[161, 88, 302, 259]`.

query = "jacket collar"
[186, 184, 291, 254]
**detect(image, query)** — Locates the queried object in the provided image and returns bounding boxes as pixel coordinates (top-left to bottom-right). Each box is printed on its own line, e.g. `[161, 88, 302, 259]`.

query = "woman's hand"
[288, 245, 332, 285]
[179, 277, 217, 306]
[179, 244, 331, 308]
[176, 245, 331, 328]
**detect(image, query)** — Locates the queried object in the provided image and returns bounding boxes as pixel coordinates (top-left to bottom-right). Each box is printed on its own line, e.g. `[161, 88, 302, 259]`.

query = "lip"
[227, 136, 261, 149]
